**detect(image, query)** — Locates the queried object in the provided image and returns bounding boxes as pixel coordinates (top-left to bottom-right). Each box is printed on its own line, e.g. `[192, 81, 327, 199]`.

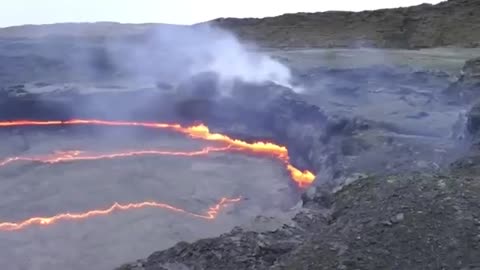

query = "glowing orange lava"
[0, 197, 241, 231]
[0, 119, 316, 187]
[0, 146, 231, 167]
[0, 119, 315, 232]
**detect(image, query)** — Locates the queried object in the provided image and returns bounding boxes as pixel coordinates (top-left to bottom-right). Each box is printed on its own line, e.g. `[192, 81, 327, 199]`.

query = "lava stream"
[0, 197, 241, 231]
[0, 146, 231, 167]
[0, 119, 315, 187]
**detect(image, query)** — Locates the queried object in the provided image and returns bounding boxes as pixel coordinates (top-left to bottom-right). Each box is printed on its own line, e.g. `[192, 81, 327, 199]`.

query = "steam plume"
[102, 24, 295, 94]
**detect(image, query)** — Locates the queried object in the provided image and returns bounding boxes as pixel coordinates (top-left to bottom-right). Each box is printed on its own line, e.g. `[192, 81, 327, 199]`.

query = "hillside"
[213, 0, 480, 48]
[0, 0, 479, 49]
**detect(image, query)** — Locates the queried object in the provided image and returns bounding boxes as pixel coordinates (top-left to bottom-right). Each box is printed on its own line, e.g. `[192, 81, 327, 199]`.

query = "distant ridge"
[211, 0, 480, 48]
[1, 0, 479, 48]
[0, 22, 186, 39]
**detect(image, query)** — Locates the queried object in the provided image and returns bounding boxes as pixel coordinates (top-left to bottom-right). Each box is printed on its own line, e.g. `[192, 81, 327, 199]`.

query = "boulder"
[463, 57, 480, 80]
[467, 101, 480, 138]
[445, 57, 480, 102]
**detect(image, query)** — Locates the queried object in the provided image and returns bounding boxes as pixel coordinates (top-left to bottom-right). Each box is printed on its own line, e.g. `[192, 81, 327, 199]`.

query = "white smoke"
[185, 26, 292, 88]
[104, 24, 296, 94]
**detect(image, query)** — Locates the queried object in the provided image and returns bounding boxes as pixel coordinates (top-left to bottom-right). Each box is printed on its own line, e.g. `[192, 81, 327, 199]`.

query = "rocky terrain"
[1, 1, 480, 268]
[1, 42, 479, 269]
[213, 0, 480, 49]
[118, 171, 480, 270]
[115, 57, 480, 270]
[1, 0, 479, 49]
[446, 57, 480, 102]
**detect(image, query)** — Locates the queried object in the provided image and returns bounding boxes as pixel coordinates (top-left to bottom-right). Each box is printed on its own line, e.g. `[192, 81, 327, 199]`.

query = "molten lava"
[0, 197, 241, 231]
[0, 119, 316, 232]
[0, 119, 315, 186]
[0, 146, 231, 167]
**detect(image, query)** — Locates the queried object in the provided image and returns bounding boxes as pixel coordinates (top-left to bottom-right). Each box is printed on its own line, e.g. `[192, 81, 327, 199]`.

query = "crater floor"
[0, 127, 297, 270]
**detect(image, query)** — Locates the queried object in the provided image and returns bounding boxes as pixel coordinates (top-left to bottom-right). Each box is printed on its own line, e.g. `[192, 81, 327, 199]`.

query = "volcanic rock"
[212, 0, 480, 49]
[0, 51, 473, 269]
[468, 101, 480, 138]
[451, 99, 480, 174]
[1, 1, 479, 50]
[111, 57, 480, 269]
[113, 63, 476, 269]
[445, 57, 480, 102]
[464, 57, 480, 79]
[116, 171, 480, 270]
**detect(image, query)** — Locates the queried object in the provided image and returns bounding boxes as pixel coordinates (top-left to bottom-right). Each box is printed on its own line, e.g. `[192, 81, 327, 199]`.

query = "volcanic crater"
[1, 10, 479, 268]
[0, 75, 323, 270]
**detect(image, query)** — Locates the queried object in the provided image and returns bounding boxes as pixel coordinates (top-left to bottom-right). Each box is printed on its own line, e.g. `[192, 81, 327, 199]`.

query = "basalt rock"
[457, 57, 480, 93]
[445, 57, 480, 103]
[212, 0, 480, 49]
[467, 101, 480, 138]
[117, 172, 480, 270]
[450, 99, 480, 173]
[113, 68, 473, 269]
[73, 69, 457, 190]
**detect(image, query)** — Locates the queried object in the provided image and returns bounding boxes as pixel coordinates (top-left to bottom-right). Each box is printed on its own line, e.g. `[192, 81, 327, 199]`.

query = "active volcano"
[1, 0, 480, 269]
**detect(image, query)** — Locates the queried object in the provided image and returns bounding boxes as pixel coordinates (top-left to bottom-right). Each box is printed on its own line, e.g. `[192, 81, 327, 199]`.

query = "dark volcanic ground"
[0, 127, 299, 270]
[0, 26, 480, 269]
[115, 56, 480, 270]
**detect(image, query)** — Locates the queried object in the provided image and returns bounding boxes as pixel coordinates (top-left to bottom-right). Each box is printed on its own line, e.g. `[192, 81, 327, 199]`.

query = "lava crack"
[0, 197, 241, 231]
[0, 119, 315, 187]
[0, 146, 231, 167]
[0, 119, 316, 232]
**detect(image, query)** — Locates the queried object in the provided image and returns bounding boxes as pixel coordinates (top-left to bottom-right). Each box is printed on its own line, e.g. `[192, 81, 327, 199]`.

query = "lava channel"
[0, 119, 316, 187]
[0, 197, 241, 232]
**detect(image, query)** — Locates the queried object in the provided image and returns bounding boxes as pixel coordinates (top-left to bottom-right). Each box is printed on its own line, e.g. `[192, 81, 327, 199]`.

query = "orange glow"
[0, 146, 231, 167]
[0, 197, 241, 231]
[0, 119, 315, 186]
[0, 119, 315, 231]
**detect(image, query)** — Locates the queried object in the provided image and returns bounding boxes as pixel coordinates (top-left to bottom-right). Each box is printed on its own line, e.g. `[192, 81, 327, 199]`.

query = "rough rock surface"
[1, 34, 477, 268]
[115, 62, 480, 270]
[468, 101, 480, 138]
[213, 0, 480, 49]
[117, 171, 480, 270]
[451, 98, 480, 174]
[0, 62, 465, 189]
[1, 1, 479, 49]
[446, 57, 480, 102]
[115, 98, 480, 270]
[170, 67, 464, 192]
[464, 58, 480, 80]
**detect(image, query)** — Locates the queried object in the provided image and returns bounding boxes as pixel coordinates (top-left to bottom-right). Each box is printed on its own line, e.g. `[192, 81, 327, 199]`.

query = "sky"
[0, 0, 445, 27]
